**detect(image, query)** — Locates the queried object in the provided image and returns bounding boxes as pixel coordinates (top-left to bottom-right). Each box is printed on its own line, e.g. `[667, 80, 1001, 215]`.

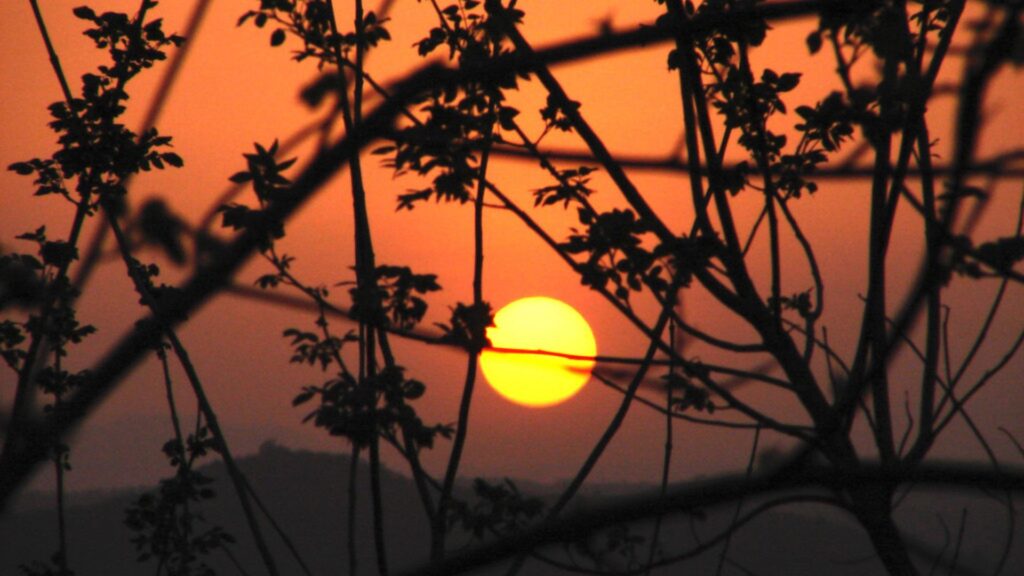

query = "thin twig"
[104, 209, 281, 576]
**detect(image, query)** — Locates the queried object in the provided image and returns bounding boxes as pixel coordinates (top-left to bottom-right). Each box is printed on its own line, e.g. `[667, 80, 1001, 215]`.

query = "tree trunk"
[850, 483, 918, 576]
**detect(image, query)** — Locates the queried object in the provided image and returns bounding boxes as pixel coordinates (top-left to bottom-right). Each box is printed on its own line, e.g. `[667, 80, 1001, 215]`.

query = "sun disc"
[480, 296, 597, 407]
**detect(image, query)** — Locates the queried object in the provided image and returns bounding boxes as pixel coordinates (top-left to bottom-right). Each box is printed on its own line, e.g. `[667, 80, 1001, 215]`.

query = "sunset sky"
[2, 0, 1022, 500]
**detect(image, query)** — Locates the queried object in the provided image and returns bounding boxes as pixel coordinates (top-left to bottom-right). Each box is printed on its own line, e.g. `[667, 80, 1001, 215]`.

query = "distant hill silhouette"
[2, 441, 429, 575]
[2, 442, 1018, 575]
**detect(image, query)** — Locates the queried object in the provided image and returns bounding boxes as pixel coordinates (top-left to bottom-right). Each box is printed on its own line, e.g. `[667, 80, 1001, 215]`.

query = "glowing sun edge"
[479, 296, 597, 407]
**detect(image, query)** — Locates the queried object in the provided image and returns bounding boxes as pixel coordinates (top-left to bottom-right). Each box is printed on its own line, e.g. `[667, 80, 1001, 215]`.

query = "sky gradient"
[2, 0, 1022, 498]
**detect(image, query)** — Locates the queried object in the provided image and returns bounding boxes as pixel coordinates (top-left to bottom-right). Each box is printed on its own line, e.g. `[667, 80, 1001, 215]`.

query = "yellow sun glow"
[480, 296, 597, 407]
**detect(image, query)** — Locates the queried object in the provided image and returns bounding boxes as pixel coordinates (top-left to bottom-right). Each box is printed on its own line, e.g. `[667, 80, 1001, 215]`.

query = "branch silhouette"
[4, 2, 1023, 575]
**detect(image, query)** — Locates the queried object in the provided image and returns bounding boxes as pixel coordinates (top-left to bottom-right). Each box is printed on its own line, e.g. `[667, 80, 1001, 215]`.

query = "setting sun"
[480, 296, 597, 407]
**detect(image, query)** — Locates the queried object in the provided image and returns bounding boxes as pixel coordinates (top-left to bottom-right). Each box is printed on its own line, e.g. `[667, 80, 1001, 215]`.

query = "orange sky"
[2, 1, 1023, 494]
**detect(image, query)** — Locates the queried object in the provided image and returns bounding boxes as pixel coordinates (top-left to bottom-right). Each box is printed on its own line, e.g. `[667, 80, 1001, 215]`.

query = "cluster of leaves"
[279, 264, 450, 453]
[293, 365, 453, 451]
[238, 0, 391, 65]
[436, 301, 493, 352]
[3, 0, 186, 436]
[226, 0, 455, 472]
[538, 93, 580, 133]
[10, 229, 95, 357]
[36, 368, 92, 412]
[660, 0, 863, 201]
[689, 2, 809, 200]
[446, 478, 544, 540]
[533, 166, 597, 209]
[810, 0, 935, 68]
[413, 0, 523, 64]
[713, 67, 800, 158]
[804, 1, 952, 147]
[229, 140, 297, 204]
[283, 325, 354, 371]
[671, 2, 792, 159]
[233, 5, 447, 446]
[219, 141, 296, 250]
[778, 92, 857, 198]
[274, 269, 449, 455]
[953, 235, 1024, 279]
[14, 228, 77, 274]
[76, 5, 182, 79]
[387, 100, 496, 209]
[122, 253, 186, 322]
[662, 0, 769, 69]
[8, 5, 183, 211]
[531, 173, 712, 307]
[349, 265, 442, 331]
[124, 427, 234, 576]
[767, 288, 814, 320]
[562, 209, 671, 301]
[385, 0, 526, 210]
[1, 229, 95, 399]
[663, 372, 715, 414]
[0, 312, 29, 371]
